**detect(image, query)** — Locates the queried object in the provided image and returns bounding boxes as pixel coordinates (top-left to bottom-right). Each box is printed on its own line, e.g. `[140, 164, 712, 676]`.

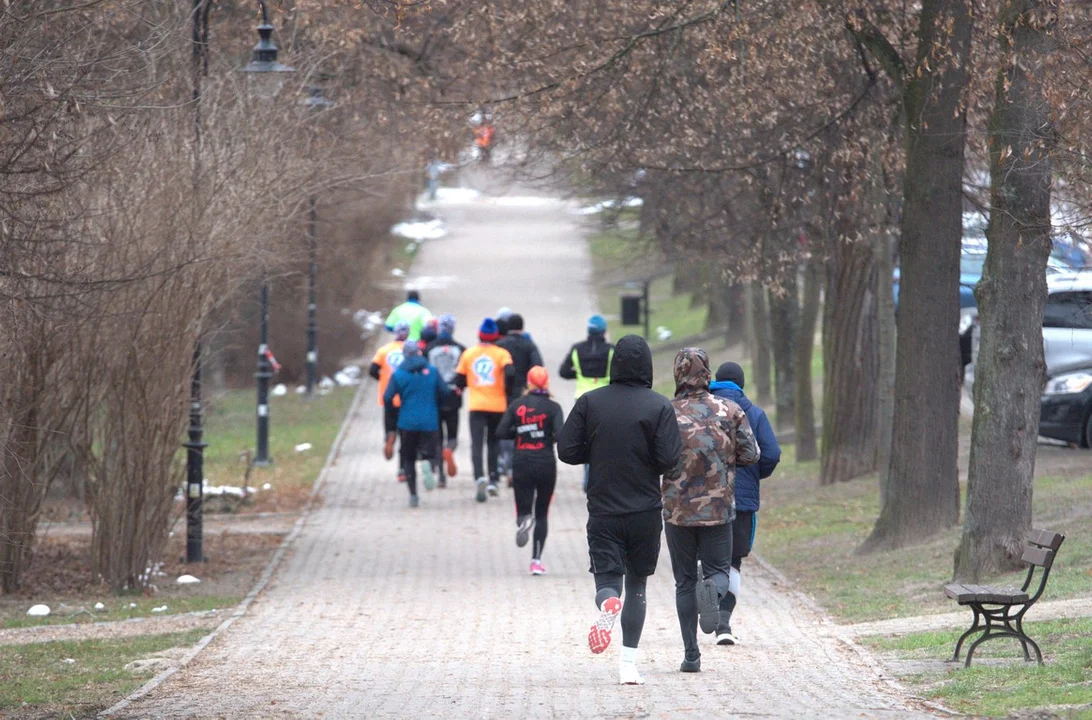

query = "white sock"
[620, 646, 638, 665]
[729, 567, 741, 600]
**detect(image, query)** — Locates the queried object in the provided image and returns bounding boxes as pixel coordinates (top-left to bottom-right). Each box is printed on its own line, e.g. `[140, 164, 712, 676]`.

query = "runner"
[557, 335, 682, 685]
[384, 342, 450, 508]
[497, 312, 544, 482]
[495, 306, 513, 337]
[559, 314, 615, 492]
[663, 348, 759, 673]
[455, 318, 515, 502]
[497, 366, 564, 575]
[369, 322, 410, 471]
[709, 361, 782, 645]
[426, 313, 466, 485]
[384, 290, 433, 342]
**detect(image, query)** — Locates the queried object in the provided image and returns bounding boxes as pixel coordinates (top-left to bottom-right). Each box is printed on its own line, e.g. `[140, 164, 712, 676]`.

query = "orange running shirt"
[456, 343, 513, 413]
[372, 340, 406, 407]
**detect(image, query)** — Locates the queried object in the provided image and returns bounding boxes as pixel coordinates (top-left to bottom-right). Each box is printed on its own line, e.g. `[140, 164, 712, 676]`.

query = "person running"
[369, 322, 410, 469]
[559, 314, 614, 398]
[384, 290, 433, 342]
[455, 318, 515, 502]
[383, 342, 450, 507]
[497, 366, 564, 575]
[557, 335, 682, 686]
[495, 306, 513, 337]
[709, 361, 781, 645]
[497, 312, 544, 481]
[663, 348, 759, 673]
[425, 314, 466, 484]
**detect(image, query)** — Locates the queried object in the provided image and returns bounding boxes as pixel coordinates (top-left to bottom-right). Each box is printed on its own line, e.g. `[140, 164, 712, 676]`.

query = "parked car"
[1040, 361, 1092, 447]
[1042, 271, 1092, 373]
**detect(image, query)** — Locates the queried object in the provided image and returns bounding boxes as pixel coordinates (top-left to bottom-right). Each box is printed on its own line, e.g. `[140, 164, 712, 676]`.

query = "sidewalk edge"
[99, 383, 367, 719]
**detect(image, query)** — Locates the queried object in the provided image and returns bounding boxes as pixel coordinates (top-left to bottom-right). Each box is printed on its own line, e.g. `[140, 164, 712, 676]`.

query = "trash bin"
[621, 294, 642, 326]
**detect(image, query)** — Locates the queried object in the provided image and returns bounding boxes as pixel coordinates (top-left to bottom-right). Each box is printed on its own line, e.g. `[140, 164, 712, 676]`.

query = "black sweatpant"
[724, 510, 756, 617]
[665, 522, 733, 659]
[383, 404, 400, 435]
[439, 408, 460, 450]
[399, 430, 437, 497]
[468, 411, 502, 482]
[513, 463, 556, 560]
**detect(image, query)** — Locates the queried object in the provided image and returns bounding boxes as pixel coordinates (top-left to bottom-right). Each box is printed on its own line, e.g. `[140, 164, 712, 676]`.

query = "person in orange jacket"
[455, 318, 515, 502]
[370, 322, 410, 472]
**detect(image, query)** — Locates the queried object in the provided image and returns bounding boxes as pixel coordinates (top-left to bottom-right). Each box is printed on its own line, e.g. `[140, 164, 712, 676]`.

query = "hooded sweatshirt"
[557, 335, 683, 516]
[709, 381, 781, 512]
[383, 352, 450, 432]
[663, 348, 760, 527]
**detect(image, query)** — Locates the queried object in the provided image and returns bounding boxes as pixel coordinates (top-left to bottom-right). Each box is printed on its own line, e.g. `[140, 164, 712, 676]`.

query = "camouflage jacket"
[663, 389, 760, 526]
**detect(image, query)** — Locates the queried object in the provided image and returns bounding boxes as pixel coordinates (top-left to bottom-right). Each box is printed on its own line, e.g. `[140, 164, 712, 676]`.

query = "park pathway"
[118, 176, 937, 719]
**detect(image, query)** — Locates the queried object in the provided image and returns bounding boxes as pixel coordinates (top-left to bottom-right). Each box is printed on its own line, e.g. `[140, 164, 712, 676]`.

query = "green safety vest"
[572, 347, 614, 398]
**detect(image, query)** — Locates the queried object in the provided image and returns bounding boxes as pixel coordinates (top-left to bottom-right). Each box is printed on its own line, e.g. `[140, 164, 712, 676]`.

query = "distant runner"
[384, 342, 450, 508]
[497, 366, 564, 575]
[369, 322, 410, 473]
[497, 312, 544, 482]
[455, 318, 515, 502]
[425, 314, 467, 484]
[559, 314, 614, 491]
[385, 290, 433, 342]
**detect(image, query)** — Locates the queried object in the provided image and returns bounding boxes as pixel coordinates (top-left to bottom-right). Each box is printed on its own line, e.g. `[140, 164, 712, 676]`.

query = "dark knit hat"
[715, 361, 745, 388]
[479, 317, 501, 342]
[507, 313, 524, 331]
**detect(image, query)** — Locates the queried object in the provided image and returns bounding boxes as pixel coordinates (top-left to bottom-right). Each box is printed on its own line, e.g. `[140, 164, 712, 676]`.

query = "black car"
[1040, 361, 1092, 447]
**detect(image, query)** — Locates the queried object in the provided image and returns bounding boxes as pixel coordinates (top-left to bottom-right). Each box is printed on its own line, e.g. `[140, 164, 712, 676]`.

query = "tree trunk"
[724, 282, 747, 348]
[864, 0, 971, 550]
[748, 281, 773, 407]
[875, 227, 898, 507]
[768, 276, 798, 432]
[794, 257, 821, 461]
[821, 237, 879, 484]
[953, 0, 1055, 582]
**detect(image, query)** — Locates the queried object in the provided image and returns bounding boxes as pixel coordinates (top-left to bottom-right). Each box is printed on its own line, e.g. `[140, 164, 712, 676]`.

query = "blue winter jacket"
[709, 381, 781, 511]
[384, 354, 450, 432]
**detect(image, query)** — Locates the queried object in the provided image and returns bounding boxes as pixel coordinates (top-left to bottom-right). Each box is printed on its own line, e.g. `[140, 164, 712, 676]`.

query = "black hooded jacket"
[557, 335, 683, 516]
[497, 332, 543, 393]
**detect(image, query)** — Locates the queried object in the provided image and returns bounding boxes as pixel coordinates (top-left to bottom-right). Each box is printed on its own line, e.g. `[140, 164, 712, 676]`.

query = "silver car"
[1043, 271, 1092, 372]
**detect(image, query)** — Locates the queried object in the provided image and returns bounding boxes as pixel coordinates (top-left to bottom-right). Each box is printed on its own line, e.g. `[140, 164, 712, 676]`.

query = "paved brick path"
[119, 186, 936, 719]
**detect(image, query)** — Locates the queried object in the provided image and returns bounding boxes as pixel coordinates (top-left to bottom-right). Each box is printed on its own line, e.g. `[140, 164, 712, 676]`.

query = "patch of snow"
[176, 575, 201, 585]
[128, 603, 138, 608]
[62, 658, 75, 664]
[391, 268, 406, 278]
[656, 326, 673, 341]
[334, 370, 359, 387]
[271, 384, 288, 397]
[262, 483, 272, 491]
[151, 605, 168, 613]
[27, 604, 50, 617]
[392, 218, 446, 241]
[294, 442, 313, 453]
[94, 602, 105, 611]
[296, 385, 306, 394]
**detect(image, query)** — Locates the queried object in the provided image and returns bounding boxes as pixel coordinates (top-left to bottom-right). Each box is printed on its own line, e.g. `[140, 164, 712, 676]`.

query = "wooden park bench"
[944, 529, 1065, 667]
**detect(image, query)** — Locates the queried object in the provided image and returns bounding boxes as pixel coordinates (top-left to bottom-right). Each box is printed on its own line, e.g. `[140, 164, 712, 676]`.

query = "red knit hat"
[527, 365, 549, 390]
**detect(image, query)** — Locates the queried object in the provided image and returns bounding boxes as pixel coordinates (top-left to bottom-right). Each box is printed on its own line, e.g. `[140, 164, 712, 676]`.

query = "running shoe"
[515, 515, 534, 547]
[408, 494, 419, 508]
[443, 447, 458, 478]
[437, 477, 447, 489]
[475, 478, 488, 503]
[618, 663, 645, 685]
[397, 469, 407, 484]
[716, 627, 739, 646]
[679, 656, 701, 673]
[383, 432, 396, 460]
[487, 482, 500, 497]
[697, 578, 720, 635]
[530, 560, 546, 576]
[420, 461, 435, 491]
[588, 596, 622, 654]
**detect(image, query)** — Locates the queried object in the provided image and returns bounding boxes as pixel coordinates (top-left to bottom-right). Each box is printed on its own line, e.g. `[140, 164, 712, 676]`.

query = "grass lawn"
[864, 618, 1092, 717]
[0, 629, 206, 717]
[202, 386, 357, 500]
[759, 467, 1092, 624]
[2, 595, 240, 630]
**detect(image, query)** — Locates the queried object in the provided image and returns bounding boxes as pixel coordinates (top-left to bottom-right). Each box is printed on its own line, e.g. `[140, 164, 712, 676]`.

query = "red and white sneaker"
[530, 560, 546, 575]
[588, 597, 622, 654]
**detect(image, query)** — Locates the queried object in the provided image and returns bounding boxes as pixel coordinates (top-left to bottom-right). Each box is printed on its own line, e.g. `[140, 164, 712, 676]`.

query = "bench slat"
[1022, 546, 1055, 569]
[1028, 529, 1065, 551]
[945, 583, 1030, 605]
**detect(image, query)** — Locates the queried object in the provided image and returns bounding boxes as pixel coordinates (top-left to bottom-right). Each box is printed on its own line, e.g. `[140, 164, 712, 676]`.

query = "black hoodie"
[557, 335, 683, 516]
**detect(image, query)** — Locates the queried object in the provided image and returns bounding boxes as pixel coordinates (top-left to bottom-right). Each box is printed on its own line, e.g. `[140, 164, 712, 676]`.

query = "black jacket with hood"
[497, 332, 544, 392]
[557, 335, 683, 516]
[558, 334, 613, 381]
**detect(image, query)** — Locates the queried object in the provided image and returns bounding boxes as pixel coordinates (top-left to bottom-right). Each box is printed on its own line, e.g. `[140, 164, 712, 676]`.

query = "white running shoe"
[420, 461, 436, 491]
[618, 663, 645, 685]
[475, 478, 488, 503]
[515, 515, 534, 547]
[716, 628, 739, 646]
[487, 482, 500, 497]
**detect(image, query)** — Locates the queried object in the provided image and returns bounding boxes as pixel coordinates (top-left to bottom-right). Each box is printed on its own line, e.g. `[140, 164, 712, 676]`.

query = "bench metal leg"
[950, 607, 983, 662]
[1016, 617, 1043, 665]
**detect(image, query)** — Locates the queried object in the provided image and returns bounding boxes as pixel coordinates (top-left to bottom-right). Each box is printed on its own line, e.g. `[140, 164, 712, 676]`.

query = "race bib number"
[472, 356, 496, 385]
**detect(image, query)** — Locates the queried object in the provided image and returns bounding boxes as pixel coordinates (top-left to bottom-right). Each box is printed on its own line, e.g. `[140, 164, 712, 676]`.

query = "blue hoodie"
[708, 381, 781, 512]
[384, 353, 450, 432]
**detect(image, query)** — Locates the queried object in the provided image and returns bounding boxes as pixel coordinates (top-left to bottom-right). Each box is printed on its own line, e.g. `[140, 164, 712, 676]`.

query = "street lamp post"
[300, 86, 334, 397]
[241, 1, 293, 465]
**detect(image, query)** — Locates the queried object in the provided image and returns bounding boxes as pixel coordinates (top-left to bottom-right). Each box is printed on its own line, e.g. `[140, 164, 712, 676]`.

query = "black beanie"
[507, 313, 524, 331]
[715, 361, 745, 388]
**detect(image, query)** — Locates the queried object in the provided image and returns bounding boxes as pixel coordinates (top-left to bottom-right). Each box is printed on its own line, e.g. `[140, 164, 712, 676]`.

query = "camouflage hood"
[673, 347, 711, 397]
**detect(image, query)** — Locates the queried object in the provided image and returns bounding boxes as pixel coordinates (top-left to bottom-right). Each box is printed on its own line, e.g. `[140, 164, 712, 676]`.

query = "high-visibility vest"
[572, 347, 614, 398]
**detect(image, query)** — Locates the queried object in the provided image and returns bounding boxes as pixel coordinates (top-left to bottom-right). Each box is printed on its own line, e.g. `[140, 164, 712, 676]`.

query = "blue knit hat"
[587, 314, 607, 334]
[438, 313, 456, 335]
[393, 321, 410, 341]
[479, 317, 501, 342]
